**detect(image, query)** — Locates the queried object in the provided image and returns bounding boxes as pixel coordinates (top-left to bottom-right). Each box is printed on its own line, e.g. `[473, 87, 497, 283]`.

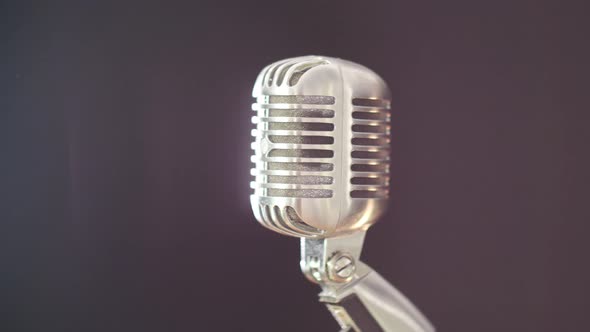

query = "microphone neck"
[300, 231, 368, 286]
[299, 231, 435, 332]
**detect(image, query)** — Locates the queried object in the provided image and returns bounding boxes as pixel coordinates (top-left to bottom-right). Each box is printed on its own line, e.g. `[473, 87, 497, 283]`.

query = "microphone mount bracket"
[300, 231, 434, 332]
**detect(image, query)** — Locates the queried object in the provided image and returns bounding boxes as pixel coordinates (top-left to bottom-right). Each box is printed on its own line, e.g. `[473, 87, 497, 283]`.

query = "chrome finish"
[249, 56, 435, 331]
[251, 56, 390, 237]
[301, 233, 435, 332]
[327, 251, 356, 282]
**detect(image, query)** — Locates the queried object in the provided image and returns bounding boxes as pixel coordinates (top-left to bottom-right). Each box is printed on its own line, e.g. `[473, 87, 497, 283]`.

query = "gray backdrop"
[2, 1, 589, 331]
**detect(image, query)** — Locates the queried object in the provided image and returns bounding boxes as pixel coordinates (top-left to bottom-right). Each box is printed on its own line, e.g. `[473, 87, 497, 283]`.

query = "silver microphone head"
[250, 56, 391, 238]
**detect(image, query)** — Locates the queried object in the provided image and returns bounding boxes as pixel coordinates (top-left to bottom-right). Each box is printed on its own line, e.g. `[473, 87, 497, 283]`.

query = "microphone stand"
[300, 232, 435, 332]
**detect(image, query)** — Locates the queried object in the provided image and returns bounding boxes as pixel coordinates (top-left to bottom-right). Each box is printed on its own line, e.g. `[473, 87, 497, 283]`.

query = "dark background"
[2, 1, 589, 331]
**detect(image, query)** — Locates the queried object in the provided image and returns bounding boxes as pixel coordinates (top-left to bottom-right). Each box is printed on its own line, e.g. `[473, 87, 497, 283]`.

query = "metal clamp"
[300, 231, 435, 332]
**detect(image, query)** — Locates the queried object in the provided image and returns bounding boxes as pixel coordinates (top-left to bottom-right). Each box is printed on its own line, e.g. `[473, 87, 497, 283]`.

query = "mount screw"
[327, 252, 356, 282]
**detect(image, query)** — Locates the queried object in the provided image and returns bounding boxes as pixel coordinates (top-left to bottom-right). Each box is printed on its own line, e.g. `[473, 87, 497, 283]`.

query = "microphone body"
[251, 56, 390, 237]
[249, 56, 434, 332]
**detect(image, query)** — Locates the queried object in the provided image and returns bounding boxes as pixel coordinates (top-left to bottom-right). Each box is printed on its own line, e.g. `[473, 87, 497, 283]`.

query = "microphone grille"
[263, 58, 328, 87]
[250, 58, 336, 236]
[349, 98, 391, 199]
[250, 56, 392, 237]
[250, 93, 336, 199]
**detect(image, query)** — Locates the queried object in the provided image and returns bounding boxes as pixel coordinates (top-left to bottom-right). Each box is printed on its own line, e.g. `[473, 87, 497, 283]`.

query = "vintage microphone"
[249, 55, 434, 332]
